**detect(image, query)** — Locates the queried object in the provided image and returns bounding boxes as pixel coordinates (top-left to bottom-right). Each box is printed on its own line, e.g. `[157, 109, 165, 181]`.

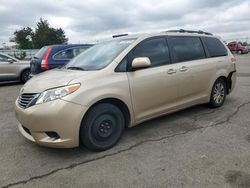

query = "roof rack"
[166, 29, 213, 36]
[112, 34, 128, 38]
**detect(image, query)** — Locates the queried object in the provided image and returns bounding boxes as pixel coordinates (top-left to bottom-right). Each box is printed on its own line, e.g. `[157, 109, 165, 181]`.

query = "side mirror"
[131, 57, 151, 70]
[7, 58, 14, 63]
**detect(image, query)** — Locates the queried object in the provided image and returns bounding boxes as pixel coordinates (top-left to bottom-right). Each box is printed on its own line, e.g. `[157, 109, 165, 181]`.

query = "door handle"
[167, 69, 177, 75]
[179, 66, 188, 72]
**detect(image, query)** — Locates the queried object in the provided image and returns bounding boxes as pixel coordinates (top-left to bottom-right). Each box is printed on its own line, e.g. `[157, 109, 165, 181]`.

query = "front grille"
[18, 93, 39, 109]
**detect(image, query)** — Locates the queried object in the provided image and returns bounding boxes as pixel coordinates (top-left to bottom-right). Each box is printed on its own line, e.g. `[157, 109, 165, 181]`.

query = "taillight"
[41, 48, 52, 71]
[231, 57, 236, 70]
[231, 57, 236, 64]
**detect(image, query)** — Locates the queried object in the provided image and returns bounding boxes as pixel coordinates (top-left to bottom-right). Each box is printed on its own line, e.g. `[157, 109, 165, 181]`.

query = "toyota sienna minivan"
[15, 30, 237, 151]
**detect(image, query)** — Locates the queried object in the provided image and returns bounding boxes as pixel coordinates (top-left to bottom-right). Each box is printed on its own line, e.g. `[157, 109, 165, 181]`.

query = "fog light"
[45, 132, 60, 140]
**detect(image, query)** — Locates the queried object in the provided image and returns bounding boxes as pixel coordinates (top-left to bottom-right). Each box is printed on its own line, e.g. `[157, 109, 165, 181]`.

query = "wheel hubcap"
[213, 83, 225, 104]
[23, 71, 30, 82]
[92, 114, 116, 141]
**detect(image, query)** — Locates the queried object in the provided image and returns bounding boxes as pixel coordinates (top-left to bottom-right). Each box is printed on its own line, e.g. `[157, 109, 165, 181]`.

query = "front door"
[127, 37, 179, 123]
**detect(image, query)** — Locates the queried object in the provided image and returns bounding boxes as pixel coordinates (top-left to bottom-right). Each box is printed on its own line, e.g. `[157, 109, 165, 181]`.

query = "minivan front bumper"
[15, 99, 87, 148]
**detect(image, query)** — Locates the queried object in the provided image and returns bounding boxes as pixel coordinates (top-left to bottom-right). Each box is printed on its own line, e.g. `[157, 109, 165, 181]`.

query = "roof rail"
[112, 34, 128, 38]
[166, 29, 213, 36]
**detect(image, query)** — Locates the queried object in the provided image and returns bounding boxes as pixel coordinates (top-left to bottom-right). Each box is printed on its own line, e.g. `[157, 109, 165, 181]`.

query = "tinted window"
[54, 49, 74, 60]
[115, 58, 128, 72]
[203, 37, 228, 57]
[130, 38, 170, 67]
[169, 36, 206, 63]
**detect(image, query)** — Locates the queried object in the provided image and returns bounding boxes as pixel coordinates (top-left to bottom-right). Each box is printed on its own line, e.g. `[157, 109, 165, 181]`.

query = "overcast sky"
[0, 0, 250, 47]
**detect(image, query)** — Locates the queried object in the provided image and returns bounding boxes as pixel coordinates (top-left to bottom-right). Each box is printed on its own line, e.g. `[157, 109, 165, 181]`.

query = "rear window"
[203, 37, 228, 57]
[34, 46, 50, 59]
[168, 36, 206, 63]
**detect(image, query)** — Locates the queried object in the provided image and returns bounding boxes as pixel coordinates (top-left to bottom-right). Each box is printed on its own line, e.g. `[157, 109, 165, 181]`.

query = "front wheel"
[80, 103, 125, 151]
[209, 78, 227, 108]
[237, 50, 242, 54]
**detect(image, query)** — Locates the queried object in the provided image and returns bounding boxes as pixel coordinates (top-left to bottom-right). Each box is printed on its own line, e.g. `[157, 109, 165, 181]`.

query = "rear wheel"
[21, 69, 30, 83]
[80, 103, 125, 151]
[209, 78, 227, 108]
[237, 50, 242, 54]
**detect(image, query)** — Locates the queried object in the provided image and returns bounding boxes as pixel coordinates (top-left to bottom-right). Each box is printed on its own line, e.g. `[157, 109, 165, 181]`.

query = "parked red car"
[227, 42, 248, 54]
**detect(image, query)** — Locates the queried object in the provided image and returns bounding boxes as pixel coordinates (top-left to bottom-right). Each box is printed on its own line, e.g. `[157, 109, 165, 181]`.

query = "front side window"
[66, 39, 135, 70]
[168, 36, 206, 63]
[203, 37, 228, 57]
[130, 37, 170, 67]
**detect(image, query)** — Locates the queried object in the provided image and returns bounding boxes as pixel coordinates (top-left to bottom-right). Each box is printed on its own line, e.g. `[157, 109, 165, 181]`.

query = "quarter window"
[130, 38, 170, 67]
[203, 37, 228, 57]
[168, 36, 206, 63]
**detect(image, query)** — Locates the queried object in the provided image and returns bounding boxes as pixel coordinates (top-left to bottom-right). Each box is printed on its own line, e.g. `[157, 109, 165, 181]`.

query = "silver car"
[0, 52, 30, 83]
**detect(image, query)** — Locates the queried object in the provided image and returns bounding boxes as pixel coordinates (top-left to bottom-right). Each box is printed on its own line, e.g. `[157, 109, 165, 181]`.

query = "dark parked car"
[30, 44, 93, 76]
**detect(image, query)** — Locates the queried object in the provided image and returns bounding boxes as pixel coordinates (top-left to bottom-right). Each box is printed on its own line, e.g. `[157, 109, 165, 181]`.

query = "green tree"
[13, 18, 68, 49]
[32, 19, 68, 48]
[13, 27, 33, 49]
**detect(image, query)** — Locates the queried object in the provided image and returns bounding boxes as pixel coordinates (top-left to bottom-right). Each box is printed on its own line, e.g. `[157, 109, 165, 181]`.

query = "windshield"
[34, 46, 50, 59]
[65, 39, 135, 70]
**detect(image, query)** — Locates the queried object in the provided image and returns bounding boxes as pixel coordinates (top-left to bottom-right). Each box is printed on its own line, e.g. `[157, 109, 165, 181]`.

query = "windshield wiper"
[67, 66, 85, 71]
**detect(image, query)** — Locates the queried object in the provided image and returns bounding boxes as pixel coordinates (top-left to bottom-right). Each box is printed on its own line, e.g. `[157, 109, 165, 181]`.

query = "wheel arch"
[79, 97, 132, 147]
[81, 97, 132, 129]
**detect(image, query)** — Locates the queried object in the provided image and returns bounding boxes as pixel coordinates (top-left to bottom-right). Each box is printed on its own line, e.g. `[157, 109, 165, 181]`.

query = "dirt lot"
[0, 54, 250, 188]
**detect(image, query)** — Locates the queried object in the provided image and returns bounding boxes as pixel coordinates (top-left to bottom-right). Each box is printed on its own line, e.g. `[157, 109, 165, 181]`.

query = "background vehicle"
[30, 44, 93, 76]
[227, 42, 248, 54]
[0, 52, 30, 83]
[15, 30, 236, 151]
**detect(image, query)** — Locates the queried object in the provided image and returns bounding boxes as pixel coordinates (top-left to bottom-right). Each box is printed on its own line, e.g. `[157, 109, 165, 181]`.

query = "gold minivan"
[15, 30, 237, 151]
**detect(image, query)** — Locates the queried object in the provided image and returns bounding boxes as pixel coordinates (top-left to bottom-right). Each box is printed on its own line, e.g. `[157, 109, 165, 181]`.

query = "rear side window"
[130, 37, 170, 67]
[73, 47, 88, 57]
[203, 37, 228, 57]
[168, 36, 206, 63]
[54, 49, 74, 60]
[54, 47, 89, 60]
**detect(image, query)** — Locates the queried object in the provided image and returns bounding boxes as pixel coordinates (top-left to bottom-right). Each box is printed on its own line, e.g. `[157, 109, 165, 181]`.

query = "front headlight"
[36, 83, 80, 104]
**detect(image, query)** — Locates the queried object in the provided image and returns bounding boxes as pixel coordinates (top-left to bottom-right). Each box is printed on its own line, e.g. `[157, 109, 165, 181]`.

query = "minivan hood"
[22, 69, 92, 93]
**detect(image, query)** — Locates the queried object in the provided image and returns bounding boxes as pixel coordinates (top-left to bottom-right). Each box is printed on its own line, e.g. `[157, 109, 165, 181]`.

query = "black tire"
[80, 103, 125, 151]
[209, 78, 227, 108]
[21, 69, 30, 83]
[237, 50, 242, 54]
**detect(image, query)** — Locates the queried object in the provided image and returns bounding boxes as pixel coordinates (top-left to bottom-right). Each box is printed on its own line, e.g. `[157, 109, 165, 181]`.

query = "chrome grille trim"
[18, 93, 39, 109]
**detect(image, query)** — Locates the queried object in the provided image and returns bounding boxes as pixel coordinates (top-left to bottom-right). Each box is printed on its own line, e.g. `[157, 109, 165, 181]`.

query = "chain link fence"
[0, 49, 39, 60]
